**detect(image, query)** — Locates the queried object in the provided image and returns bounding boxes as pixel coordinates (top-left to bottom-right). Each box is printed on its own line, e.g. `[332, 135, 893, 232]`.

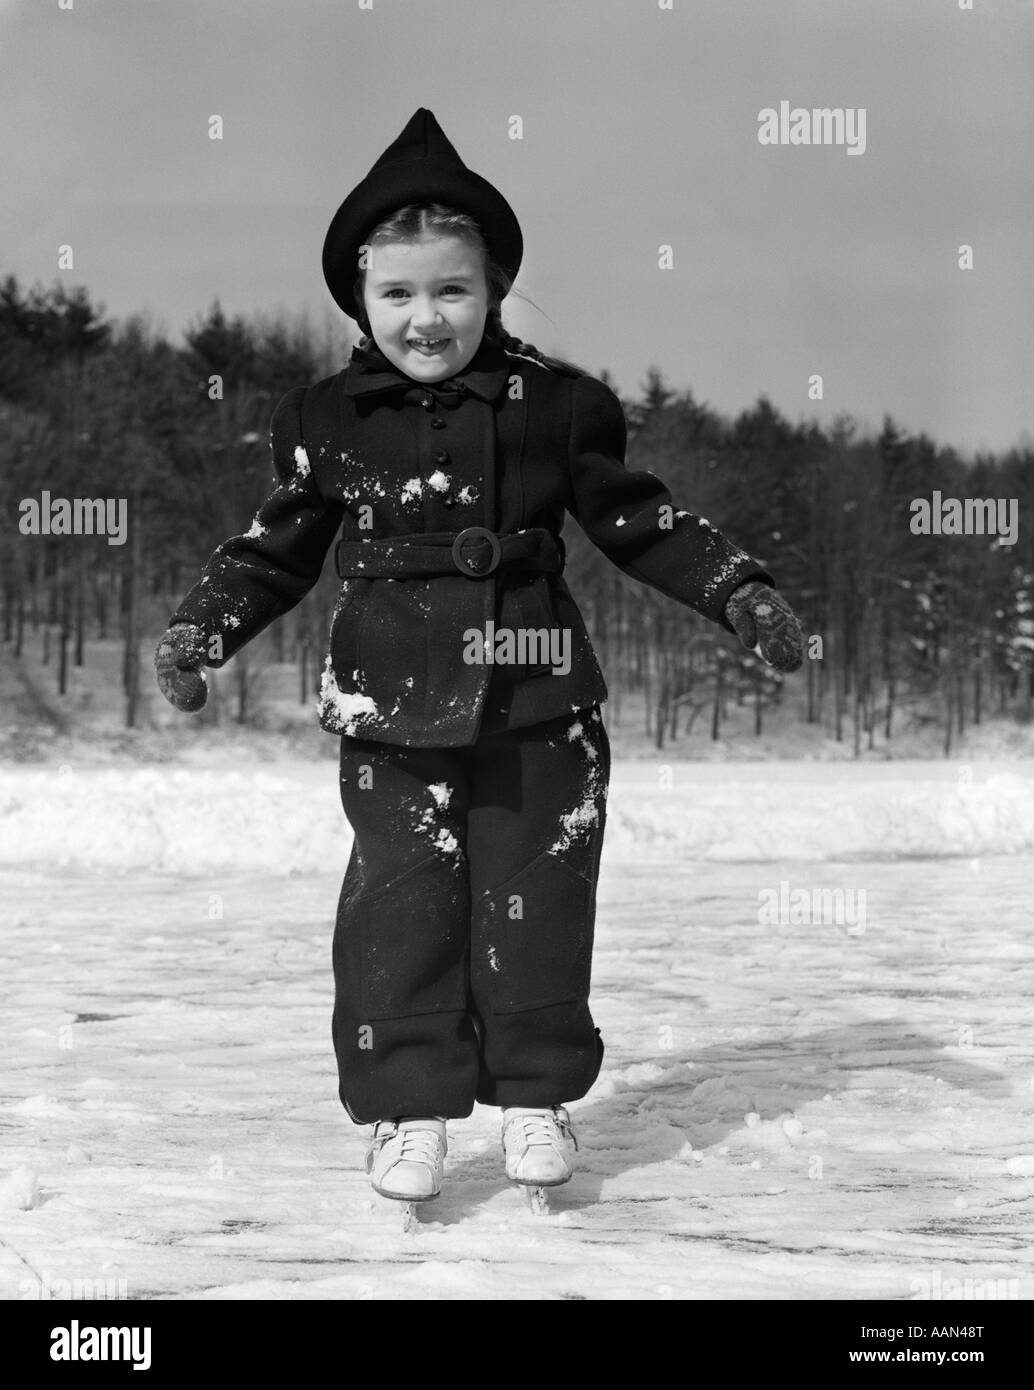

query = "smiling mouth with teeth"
[409, 338, 449, 349]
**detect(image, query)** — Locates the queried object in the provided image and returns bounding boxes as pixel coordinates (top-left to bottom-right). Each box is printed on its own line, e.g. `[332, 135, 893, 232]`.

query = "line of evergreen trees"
[2, 274, 1031, 752]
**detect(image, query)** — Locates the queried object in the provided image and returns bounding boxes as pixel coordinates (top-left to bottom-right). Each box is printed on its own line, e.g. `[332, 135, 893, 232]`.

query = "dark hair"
[351, 202, 588, 378]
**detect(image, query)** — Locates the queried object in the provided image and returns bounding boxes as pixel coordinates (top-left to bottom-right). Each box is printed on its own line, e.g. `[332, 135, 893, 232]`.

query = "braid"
[483, 305, 587, 379]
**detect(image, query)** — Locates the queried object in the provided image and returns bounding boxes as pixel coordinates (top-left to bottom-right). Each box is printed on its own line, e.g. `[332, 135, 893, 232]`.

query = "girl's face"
[362, 234, 490, 383]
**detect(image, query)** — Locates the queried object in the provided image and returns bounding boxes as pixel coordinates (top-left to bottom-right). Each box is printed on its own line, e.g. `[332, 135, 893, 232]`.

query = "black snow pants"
[331, 705, 610, 1123]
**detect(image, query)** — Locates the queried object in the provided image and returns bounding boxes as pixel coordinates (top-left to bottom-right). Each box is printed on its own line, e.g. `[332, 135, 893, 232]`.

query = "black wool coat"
[170, 337, 774, 747]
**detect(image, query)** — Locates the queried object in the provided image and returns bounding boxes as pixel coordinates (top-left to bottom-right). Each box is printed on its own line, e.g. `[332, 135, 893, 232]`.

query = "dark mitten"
[725, 581, 805, 673]
[154, 623, 209, 712]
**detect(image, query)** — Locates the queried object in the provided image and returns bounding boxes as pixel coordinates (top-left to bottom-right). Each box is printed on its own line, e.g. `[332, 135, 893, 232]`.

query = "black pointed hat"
[322, 109, 524, 323]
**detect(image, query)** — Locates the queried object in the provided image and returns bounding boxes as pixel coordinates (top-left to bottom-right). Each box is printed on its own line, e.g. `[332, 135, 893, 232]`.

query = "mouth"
[408, 337, 450, 355]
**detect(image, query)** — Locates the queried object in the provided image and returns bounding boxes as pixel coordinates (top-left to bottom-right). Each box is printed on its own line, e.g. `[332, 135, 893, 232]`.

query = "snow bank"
[0, 1165, 41, 1211]
[2, 760, 1034, 875]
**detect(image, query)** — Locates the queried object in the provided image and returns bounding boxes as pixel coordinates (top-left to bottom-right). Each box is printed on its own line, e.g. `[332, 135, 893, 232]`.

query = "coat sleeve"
[566, 375, 774, 633]
[169, 385, 345, 666]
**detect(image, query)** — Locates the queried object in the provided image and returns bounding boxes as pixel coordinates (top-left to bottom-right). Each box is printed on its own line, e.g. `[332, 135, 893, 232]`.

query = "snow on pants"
[331, 705, 609, 1124]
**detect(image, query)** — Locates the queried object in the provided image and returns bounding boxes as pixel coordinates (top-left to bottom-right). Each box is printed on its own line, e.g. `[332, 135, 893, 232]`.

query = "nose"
[409, 297, 445, 333]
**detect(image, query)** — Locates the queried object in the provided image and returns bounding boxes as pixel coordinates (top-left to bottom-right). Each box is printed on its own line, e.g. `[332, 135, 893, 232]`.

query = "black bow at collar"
[341, 336, 511, 402]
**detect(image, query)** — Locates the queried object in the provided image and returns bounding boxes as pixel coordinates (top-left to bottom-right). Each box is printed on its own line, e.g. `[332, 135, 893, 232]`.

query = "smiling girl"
[155, 110, 804, 1213]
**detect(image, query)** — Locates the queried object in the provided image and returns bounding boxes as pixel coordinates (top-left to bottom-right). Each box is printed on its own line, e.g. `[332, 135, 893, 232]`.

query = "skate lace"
[514, 1110, 578, 1151]
[395, 1127, 442, 1165]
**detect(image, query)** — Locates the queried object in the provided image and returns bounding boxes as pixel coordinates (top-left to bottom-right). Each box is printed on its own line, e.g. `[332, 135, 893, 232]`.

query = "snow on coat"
[169, 337, 773, 747]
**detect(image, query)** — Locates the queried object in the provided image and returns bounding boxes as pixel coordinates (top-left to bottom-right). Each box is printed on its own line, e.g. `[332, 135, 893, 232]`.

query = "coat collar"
[341, 335, 511, 402]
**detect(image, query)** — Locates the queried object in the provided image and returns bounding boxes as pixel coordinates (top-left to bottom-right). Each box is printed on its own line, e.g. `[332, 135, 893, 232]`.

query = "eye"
[440, 284, 466, 296]
[384, 288, 408, 299]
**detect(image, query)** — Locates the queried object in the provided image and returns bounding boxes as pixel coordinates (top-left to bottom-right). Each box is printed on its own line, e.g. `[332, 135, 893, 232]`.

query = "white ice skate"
[366, 1117, 447, 1230]
[501, 1105, 578, 1213]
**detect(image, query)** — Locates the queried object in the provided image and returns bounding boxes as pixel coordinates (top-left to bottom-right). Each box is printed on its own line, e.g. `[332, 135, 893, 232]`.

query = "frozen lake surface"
[1, 760, 1033, 1300]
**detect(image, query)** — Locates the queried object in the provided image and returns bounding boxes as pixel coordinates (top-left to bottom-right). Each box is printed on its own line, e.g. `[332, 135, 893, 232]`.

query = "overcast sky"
[1, 0, 1032, 455]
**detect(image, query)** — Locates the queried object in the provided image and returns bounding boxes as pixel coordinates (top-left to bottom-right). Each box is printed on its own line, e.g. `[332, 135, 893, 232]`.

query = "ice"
[1, 760, 1033, 1298]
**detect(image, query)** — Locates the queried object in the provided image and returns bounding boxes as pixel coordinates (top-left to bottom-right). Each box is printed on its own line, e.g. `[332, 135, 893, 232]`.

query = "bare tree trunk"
[956, 672, 965, 739]
[124, 479, 143, 729]
[30, 553, 41, 631]
[867, 681, 876, 751]
[852, 685, 862, 759]
[711, 664, 723, 742]
[642, 633, 652, 740]
[973, 658, 982, 726]
[299, 637, 310, 704]
[235, 650, 249, 724]
[611, 577, 623, 726]
[95, 573, 108, 639]
[74, 553, 85, 667]
[57, 571, 70, 696]
[884, 674, 894, 741]
[806, 653, 818, 724]
[612, 575, 624, 725]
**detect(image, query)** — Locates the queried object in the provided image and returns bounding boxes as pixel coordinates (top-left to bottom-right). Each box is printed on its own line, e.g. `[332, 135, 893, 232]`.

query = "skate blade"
[524, 1185, 551, 1215]
[372, 1188, 440, 1231]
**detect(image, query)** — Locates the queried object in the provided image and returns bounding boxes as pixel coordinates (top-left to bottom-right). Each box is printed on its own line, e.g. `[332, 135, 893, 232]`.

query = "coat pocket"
[493, 576, 560, 682]
[356, 578, 431, 717]
[474, 848, 595, 1014]
[328, 578, 366, 686]
[357, 853, 469, 1020]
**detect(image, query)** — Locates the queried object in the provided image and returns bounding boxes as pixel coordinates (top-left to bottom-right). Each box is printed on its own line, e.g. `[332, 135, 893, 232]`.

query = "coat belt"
[334, 526, 565, 580]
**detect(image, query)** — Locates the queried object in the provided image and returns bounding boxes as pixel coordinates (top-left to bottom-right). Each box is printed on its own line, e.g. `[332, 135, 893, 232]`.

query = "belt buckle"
[451, 526, 502, 577]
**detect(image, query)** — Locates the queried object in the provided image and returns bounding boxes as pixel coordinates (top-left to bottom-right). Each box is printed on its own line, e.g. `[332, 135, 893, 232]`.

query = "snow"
[549, 795, 603, 855]
[0, 1165, 40, 1211]
[3, 761, 1034, 875]
[1, 758, 1033, 1299]
[293, 446, 310, 477]
[1004, 1156, 1034, 1177]
[316, 659, 380, 736]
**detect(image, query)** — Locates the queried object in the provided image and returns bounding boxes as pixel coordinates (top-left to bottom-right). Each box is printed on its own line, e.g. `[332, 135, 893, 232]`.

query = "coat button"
[433, 448, 450, 464]
[430, 417, 446, 428]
